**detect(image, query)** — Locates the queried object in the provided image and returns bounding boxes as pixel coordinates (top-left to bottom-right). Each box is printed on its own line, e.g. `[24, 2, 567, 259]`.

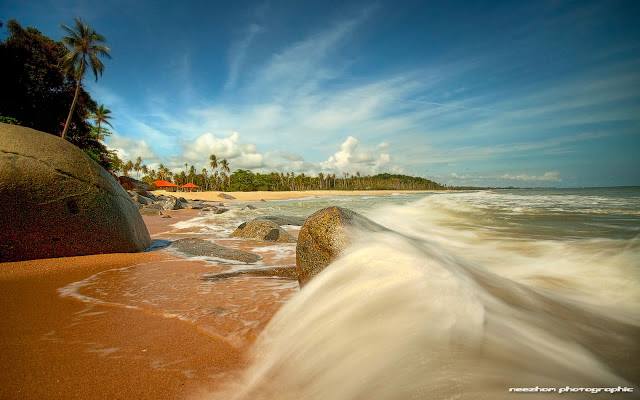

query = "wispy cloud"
[225, 23, 263, 89]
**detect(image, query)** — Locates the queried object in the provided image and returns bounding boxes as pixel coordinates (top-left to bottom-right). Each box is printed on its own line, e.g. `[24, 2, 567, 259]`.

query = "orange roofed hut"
[151, 180, 179, 192]
[181, 183, 199, 192]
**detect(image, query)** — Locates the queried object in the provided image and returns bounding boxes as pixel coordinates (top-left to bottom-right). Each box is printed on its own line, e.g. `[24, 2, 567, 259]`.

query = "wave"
[211, 196, 640, 399]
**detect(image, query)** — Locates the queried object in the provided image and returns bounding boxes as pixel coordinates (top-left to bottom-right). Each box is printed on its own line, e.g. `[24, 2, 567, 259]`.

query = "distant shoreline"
[154, 189, 456, 202]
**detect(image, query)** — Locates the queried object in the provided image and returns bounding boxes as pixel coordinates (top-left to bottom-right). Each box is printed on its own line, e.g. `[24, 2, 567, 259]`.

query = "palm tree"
[209, 154, 218, 171]
[122, 160, 133, 177]
[219, 159, 230, 187]
[141, 165, 149, 178]
[89, 104, 114, 140]
[202, 168, 208, 191]
[59, 18, 111, 140]
[134, 156, 142, 179]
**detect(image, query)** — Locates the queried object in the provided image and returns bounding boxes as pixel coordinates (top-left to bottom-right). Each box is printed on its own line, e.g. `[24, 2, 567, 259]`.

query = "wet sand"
[0, 209, 297, 399]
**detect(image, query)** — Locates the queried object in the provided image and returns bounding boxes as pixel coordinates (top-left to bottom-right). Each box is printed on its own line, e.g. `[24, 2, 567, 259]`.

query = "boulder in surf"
[295, 206, 387, 287]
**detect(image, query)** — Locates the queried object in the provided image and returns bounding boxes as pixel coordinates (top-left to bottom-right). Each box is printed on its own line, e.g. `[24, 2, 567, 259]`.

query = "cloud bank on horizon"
[4, 0, 639, 187]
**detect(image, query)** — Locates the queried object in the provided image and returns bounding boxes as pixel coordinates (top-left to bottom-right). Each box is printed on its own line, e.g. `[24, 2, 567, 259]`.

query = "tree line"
[116, 155, 447, 192]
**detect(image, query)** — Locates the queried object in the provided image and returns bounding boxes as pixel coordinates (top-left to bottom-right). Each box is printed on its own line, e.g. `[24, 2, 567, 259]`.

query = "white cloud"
[107, 133, 159, 164]
[502, 171, 562, 182]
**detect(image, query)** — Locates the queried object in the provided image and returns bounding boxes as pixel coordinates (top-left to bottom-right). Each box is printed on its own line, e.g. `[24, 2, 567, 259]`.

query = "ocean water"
[211, 188, 640, 399]
[60, 188, 640, 398]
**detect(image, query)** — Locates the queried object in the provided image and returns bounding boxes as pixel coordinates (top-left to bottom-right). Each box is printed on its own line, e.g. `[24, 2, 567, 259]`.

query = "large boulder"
[230, 220, 297, 243]
[0, 123, 152, 262]
[295, 206, 387, 286]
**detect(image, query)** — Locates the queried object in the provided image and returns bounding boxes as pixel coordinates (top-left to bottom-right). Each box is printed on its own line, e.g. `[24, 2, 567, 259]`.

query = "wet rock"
[0, 123, 151, 261]
[230, 220, 296, 243]
[139, 208, 163, 216]
[214, 208, 229, 214]
[178, 197, 188, 204]
[295, 206, 387, 287]
[162, 196, 182, 210]
[184, 202, 203, 209]
[128, 191, 152, 205]
[218, 193, 236, 200]
[161, 215, 172, 218]
[171, 238, 261, 263]
[255, 215, 306, 226]
[202, 266, 298, 281]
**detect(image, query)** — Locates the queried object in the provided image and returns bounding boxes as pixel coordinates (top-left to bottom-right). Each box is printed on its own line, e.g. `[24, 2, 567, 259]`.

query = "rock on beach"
[230, 219, 297, 243]
[295, 206, 387, 286]
[0, 123, 151, 262]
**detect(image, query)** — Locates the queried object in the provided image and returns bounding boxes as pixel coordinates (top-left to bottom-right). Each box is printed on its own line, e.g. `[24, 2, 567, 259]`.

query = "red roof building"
[181, 183, 199, 192]
[151, 180, 179, 192]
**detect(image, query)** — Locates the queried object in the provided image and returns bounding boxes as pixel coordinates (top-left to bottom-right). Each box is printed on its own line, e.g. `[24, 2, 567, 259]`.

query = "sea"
[61, 187, 640, 399]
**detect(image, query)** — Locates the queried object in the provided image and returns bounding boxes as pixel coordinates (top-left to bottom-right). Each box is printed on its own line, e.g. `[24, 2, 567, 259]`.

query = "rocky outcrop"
[118, 176, 151, 192]
[218, 193, 236, 200]
[230, 220, 297, 243]
[171, 238, 261, 263]
[295, 206, 387, 287]
[0, 123, 152, 262]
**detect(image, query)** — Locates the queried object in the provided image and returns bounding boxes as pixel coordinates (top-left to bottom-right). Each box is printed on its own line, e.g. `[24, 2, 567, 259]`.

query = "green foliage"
[0, 19, 115, 170]
[0, 116, 20, 125]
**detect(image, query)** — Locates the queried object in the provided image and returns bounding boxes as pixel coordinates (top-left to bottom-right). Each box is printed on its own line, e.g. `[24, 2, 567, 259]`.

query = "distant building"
[151, 180, 178, 192]
[181, 183, 199, 192]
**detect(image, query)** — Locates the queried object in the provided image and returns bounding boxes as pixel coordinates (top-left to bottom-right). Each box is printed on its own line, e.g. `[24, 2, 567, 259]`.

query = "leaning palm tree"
[59, 18, 111, 140]
[90, 104, 114, 140]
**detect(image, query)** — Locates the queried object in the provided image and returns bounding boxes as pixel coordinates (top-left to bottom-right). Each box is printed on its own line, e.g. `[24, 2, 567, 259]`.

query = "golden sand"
[0, 208, 297, 399]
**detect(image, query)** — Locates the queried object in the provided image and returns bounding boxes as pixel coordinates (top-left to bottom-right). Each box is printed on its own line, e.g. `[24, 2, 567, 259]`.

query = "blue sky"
[3, 0, 639, 187]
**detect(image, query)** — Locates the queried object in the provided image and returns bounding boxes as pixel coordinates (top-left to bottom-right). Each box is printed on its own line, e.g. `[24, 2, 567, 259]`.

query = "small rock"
[161, 215, 172, 218]
[139, 208, 163, 216]
[231, 220, 296, 243]
[218, 193, 236, 200]
[214, 208, 229, 214]
[171, 238, 261, 263]
[162, 196, 182, 210]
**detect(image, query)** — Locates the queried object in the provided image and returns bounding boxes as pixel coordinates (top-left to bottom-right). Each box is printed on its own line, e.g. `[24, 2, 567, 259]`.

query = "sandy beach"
[0, 204, 300, 399]
[156, 189, 447, 202]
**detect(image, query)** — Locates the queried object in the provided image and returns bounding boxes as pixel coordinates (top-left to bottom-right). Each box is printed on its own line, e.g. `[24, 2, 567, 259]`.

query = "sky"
[2, 0, 639, 187]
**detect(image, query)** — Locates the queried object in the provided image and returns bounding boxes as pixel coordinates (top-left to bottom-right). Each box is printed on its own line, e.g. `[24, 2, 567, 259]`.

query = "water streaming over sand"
[213, 188, 640, 399]
[59, 188, 640, 398]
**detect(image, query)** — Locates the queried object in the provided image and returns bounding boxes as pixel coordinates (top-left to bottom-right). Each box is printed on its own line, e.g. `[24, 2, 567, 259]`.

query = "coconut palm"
[89, 104, 114, 140]
[219, 159, 230, 187]
[59, 18, 111, 140]
[209, 154, 218, 171]
[134, 156, 142, 179]
[122, 160, 133, 177]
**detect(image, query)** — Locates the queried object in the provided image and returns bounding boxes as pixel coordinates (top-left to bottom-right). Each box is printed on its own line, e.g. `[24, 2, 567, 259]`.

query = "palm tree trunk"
[62, 77, 83, 140]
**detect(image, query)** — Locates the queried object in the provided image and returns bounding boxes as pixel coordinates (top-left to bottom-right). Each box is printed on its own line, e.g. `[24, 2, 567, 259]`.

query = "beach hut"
[151, 180, 179, 192]
[181, 183, 199, 192]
